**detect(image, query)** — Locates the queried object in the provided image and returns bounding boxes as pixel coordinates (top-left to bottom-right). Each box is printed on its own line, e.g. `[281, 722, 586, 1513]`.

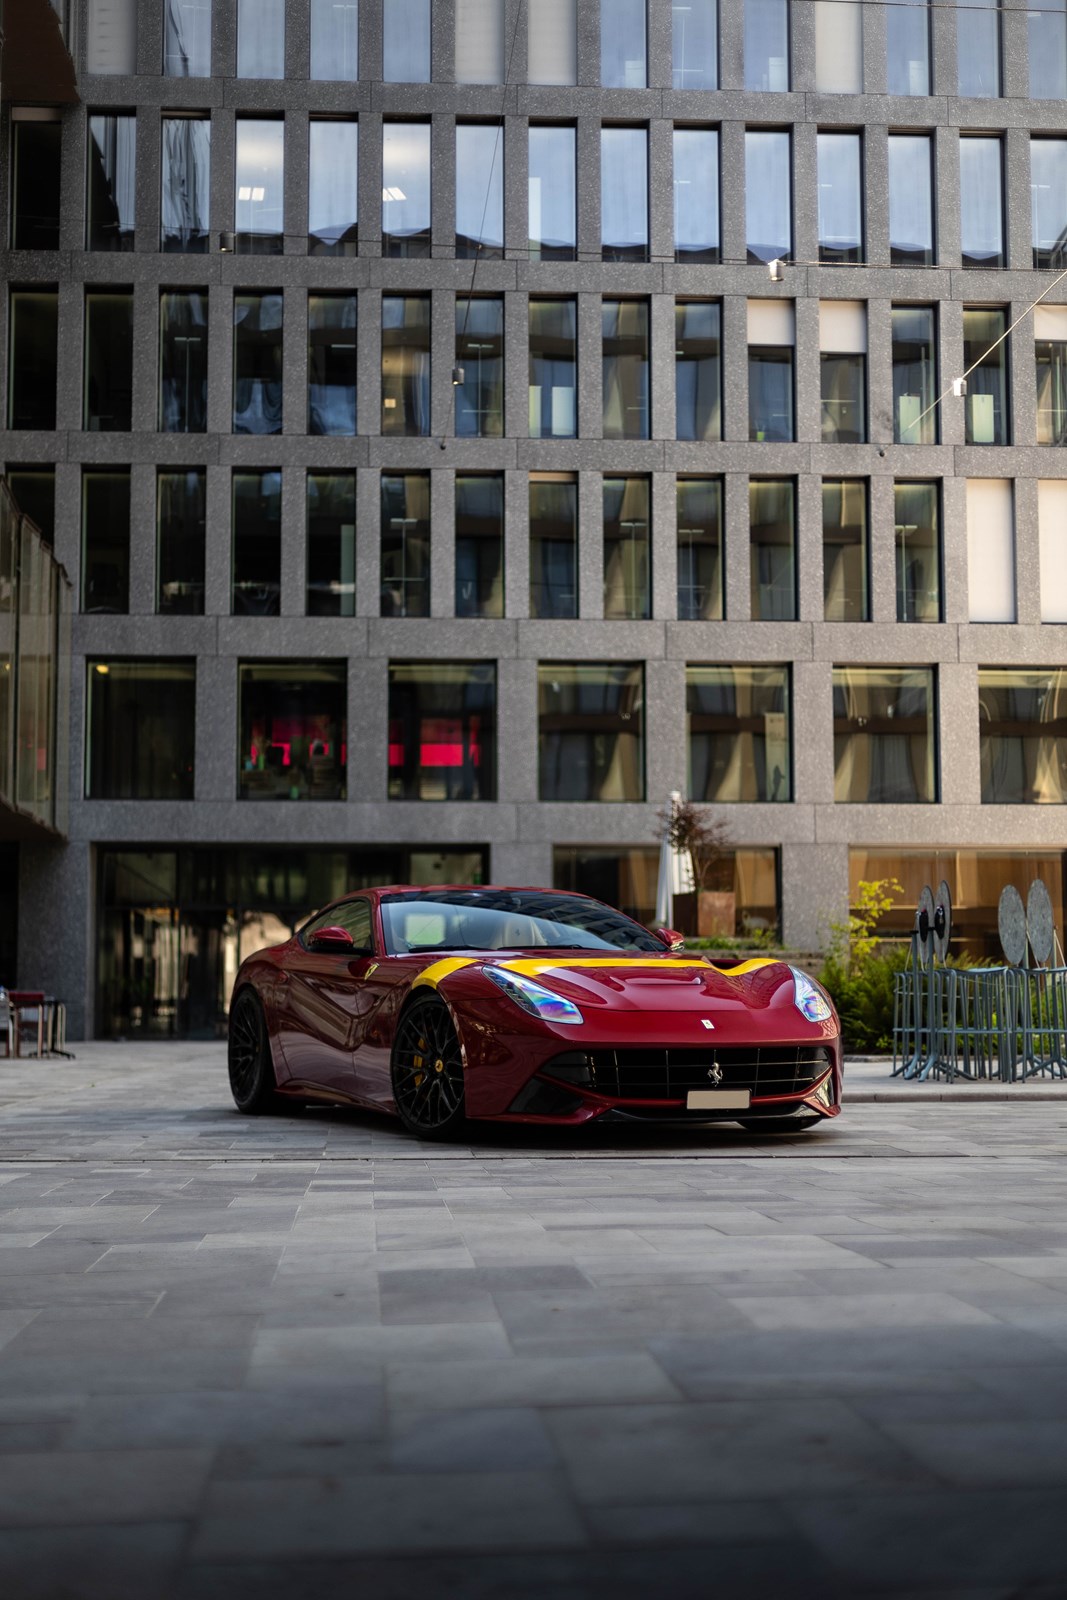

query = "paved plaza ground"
[3, 1045, 1067, 1598]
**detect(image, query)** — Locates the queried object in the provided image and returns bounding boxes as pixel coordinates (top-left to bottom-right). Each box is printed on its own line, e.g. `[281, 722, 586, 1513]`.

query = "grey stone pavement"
[4, 1046, 1067, 1599]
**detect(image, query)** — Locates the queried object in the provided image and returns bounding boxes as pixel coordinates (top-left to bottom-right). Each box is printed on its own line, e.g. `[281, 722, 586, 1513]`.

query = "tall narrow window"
[750, 479, 796, 621]
[383, 0, 431, 82]
[161, 116, 210, 253]
[1038, 481, 1067, 618]
[603, 477, 651, 620]
[748, 300, 794, 443]
[677, 478, 723, 621]
[11, 121, 60, 250]
[979, 668, 1067, 804]
[745, 0, 789, 91]
[159, 290, 208, 433]
[382, 295, 431, 436]
[961, 139, 1003, 269]
[237, 0, 283, 77]
[1030, 0, 1067, 100]
[308, 292, 357, 436]
[382, 123, 431, 258]
[887, 0, 930, 95]
[889, 135, 934, 266]
[309, 121, 358, 255]
[380, 472, 430, 617]
[673, 128, 720, 263]
[529, 0, 577, 85]
[233, 292, 283, 436]
[307, 472, 357, 617]
[538, 664, 645, 803]
[456, 124, 503, 259]
[8, 289, 58, 430]
[311, 0, 358, 79]
[817, 132, 862, 264]
[688, 666, 792, 803]
[967, 480, 1015, 622]
[456, 298, 504, 439]
[529, 126, 576, 261]
[894, 480, 941, 621]
[673, 0, 718, 89]
[157, 469, 206, 615]
[958, 0, 999, 98]
[1036, 304, 1067, 445]
[676, 301, 721, 443]
[1032, 140, 1067, 268]
[164, 0, 211, 75]
[745, 131, 791, 264]
[529, 300, 577, 439]
[82, 470, 130, 613]
[7, 470, 55, 542]
[456, 475, 504, 618]
[603, 301, 650, 440]
[234, 119, 284, 255]
[892, 305, 937, 445]
[963, 308, 1008, 446]
[820, 300, 867, 444]
[87, 0, 137, 73]
[87, 115, 136, 251]
[232, 470, 282, 616]
[823, 480, 869, 622]
[530, 474, 577, 617]
[389, 663, 497, 801]
[815, 1, 861, 93]
[456, 0, 504, 83]
[833, 667, 937, 803]
[87, 662, 196, 801]
[602, 0, 647, 87]
[602, 128, 649, 262]
[239, 662, 347, 801]
[84, 289, 133, 432]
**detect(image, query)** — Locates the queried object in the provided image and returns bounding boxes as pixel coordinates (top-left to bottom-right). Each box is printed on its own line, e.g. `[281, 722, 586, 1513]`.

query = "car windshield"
[379, 890, 663, 956]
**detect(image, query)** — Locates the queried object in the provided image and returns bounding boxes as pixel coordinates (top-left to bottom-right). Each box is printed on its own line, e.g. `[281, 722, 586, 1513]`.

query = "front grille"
[546, 1046, 832, 1102]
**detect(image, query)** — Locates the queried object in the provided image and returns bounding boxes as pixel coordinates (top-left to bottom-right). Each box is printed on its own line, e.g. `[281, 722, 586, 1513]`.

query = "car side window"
[305, 898, 373, 950]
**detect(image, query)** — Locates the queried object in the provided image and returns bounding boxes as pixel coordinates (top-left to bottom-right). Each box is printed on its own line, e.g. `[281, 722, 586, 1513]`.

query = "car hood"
[419, 953, 797, 1015]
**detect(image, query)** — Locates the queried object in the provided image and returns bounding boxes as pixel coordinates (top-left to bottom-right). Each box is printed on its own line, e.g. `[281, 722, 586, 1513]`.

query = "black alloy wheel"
[228, 988, 281, 1114]
[391, 996, 467, 1139]
[736, 1114, 822, 1134]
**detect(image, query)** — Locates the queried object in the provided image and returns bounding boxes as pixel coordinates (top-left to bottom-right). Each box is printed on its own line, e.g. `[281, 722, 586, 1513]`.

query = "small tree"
[656, 798, 733, 892]
[818, 877, 907, 1052]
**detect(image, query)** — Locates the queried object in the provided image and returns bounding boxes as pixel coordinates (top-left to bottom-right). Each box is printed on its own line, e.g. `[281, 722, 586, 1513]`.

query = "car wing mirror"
[309, 926, 355, 952]
[652, 926, 686, 952]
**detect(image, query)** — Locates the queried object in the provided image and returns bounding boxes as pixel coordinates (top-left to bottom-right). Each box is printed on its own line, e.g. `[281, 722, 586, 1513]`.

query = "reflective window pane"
[894, 480, 941, 621]
[673, 0, 718, 90]
[233, 292, 283, 436]
[159, 290, 208, 433]
[1032, 140, 1067, 268]
[456, 475, 504, 618]
[603, 300, 650, 440]
[382, 295, 431, 436]
[82, 470, 130, 613]
[8, 289, 58, 430]
[817, 132, 862, 264]
[7, 470, 55, 543]
[745, 0, 789, 91]
[309, 121, 358, 255]
[675, 301, 721, 443]
[239, 662, 347, 801]
[382, 123, 431, 258]
[307, 472, 356, 617]
[1037, 310, 1067, 445]
[11, 122, 60, 250]
[602, 0, 647, 87]
[161, 116, 210, 253]
[456, 124, 503, 259]
[958, 0, 999, 97]
[529, 0, 577, 84]
[308, 292, 357, 436]
[820, 352, 866, 443]
[979, 669, 1067, 804]
[232, 470, 281, 616]
[456, 0, 504, 83]
[87, 0, 137, 73]
[164, 0, 211, 75]
[530, 474, 577, 617]
[889, 135, 934, 266]
[84, 290, 133, 432]
[380, 472, 430, 617]
[750, 480, 796, 621]
[1030, 0, 1067, 100]
[823, 479, 868, 622]
[456, 298, 504, 438]
[87, 115, 135, 251]
[389, 663, 496, 801]
[157, 469, 206, 615]
[383, 0, 431, 82]
[673, 128, 719, 263]
[963, 307, 1008, 445]
[961, 138, 1003, 268]
[603, 477, 650, 621]
[529, 126, 576, 261]
[892, 305, 937, 444]
[538, 663, 644, 802]
[311, 0, 358, 80]
[745, 130, 791, 263]
[687, 665, 792, 803]
[529, 299, 577, 438]
[87, 661, 195, 800]
[887, 0, 930, 95]
[237, 0, 284, 77]
[749, 345, 794, 443]
[234, 120, 284, 254]
[833, 667, 937, 802]
[601, 127, 648, 262]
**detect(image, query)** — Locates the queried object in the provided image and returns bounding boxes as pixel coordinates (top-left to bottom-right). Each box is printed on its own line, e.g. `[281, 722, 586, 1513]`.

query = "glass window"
[967, 479, 1015, 622]
[456, 0, 504, 83]
[530, 299, 577, 438]
[1036, 305, 1067, 446]
[820, 300, 867, 444]
[456, 124, 503, 259]
[673, 128, 720, 263]
[87, 0, 137, 73]
[232, 470, 281, 616]
[161, 117, 210, 253]
[823, 480, 868, 622]
[677, 479, 723, 621]
[239, 662, 347, 801]
[892, 305, 937, 445]
[158, 469, 206, 615]
[311, 0, 358, 80]
[237, 0, 284, 77]
[11, 121, 60, 251]
[309, 121, 358, 255]
[887, 0, 930, 95]
[675, 301, 721, 443]
[1038, 480, 1067, 619]
[529, 0, 577, 84]
[235, 119, 284, 255]
[815, 0, 861, 93]
[745, 0, 789, 91]
[673, 0, 718, 89]
[164, 0, 211, 75]
[894, 480, 941, 621]
[687, 665, 792, 803]
[745, 130, 791, 264]
[963, 308, 1008, 446]
[748, 299, 794, 443]
[389, 663, 496, 801]
[888, 135, 934, 267]
[87, 661, 195, 800]
[456, 298, 504, 439]
[84, 289, 133, 432]
[8, 289, 58, 431]
[601, 127, 649, 263]
[529, 126, 576, 261]
[539, 663, 644, 802]
[958, 0, 999, 98]
[7, 470, 55, 544]
[1030, 0, 1067, 100]
[382, 295, 431, 436]
[380, 472, 430, 617]
[308, 292, 357, 436]
[87, 115, 136, 252]
[382, 122, 431, 258]
[833, 667, 937, 803]
[456, 476, 504, 618]
[553, 844, 779, 935]
[817, 132, 862, 264]
[961, 138, 1003, 269]
[603, 300, 649, 440]
[602, 0, 647, 87]
[603, 477, 650, 621]
[750, 480, 796, 620]
[1032, 140, 1067, 268]
[383, 0, 431, 82]
[979, 669, 1067, 804]
[82, 470, 129, 614]
[307, 472, 356, 617]
[530, 475, 577, 618]
[233, 292, 283, 436]
[159, 291, 207, 434]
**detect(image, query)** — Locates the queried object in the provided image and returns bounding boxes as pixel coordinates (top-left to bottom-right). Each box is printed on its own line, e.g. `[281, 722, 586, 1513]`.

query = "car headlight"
[483, 966, 584, 1026]
[791, 967, 833, 1023]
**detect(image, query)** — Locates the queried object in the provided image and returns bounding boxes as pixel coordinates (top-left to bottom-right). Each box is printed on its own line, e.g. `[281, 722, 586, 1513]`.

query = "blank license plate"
[686, 1089, 752, 1111]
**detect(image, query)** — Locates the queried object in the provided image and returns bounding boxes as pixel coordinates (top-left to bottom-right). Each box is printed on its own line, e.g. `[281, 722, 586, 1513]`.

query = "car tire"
[391, 995, 467, 1140]
[228, 988, 282, 1115]
[736, 1114, 822, 1134]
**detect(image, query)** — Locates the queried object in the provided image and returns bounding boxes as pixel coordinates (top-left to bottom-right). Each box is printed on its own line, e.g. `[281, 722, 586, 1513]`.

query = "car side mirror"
[309, 926, 355, 952]
[652, 926, 686, 952]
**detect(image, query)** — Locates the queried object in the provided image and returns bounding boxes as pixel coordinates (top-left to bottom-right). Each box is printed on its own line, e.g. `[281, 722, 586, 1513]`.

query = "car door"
[275, 897, 377, 1097]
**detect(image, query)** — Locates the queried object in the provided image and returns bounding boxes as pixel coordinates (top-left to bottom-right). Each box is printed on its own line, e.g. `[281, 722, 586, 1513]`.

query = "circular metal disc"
[916, 884, 935, 969]
[998, 884, 1027, 967]
[1027, 879, 1055, 967]
[933, 878, 952, 963]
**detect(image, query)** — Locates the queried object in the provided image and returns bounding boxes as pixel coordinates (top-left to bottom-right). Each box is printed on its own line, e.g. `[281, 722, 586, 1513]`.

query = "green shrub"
[818, 878, 908, 1053]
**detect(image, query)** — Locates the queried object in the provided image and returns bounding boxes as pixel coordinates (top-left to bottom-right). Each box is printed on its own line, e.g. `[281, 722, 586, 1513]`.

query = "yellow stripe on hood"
[411, 955, 777, 990]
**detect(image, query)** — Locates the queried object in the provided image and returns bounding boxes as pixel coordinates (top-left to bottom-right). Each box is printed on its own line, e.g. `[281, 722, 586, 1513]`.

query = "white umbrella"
[655, 790, 695, 926]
